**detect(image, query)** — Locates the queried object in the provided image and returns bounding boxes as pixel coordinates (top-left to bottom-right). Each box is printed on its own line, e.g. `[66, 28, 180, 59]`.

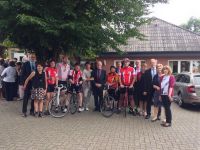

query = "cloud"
[150, 0, 200, 25]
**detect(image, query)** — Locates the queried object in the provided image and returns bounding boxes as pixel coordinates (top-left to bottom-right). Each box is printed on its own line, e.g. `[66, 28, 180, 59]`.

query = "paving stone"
[0, 100, 199, 150]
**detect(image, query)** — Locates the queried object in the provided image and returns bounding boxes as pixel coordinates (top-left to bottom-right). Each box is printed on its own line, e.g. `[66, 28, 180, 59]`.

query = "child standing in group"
[24, 62, 47, 117]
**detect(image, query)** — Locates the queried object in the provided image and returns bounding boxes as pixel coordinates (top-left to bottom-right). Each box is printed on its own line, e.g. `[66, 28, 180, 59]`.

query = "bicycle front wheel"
[48, 96, 67, 118]
[100, 95, 115, 118]
[69, 94, 78, 114]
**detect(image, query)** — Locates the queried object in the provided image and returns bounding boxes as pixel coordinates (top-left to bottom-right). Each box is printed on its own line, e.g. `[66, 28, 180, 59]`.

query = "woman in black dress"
[137, 63, 148, 116]
[24, 62, 47, 117]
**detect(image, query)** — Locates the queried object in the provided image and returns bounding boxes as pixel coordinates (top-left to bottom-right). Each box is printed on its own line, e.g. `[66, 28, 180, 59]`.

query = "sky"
[150, 0, 200, 25]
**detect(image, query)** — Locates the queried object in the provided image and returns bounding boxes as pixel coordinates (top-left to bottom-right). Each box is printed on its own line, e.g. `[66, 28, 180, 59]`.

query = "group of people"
[0, 52, 175, 127]
[92, 58, 175, 127]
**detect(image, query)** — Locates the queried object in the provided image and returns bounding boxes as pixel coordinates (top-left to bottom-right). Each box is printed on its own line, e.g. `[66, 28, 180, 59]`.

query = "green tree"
[0, 0, 167, 60]
[181, 17, 200, 33]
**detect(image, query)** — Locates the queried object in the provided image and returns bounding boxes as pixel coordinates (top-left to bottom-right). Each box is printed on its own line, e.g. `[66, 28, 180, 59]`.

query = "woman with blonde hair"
[152, 64, 164, 121]
[160, 65, 175, 127]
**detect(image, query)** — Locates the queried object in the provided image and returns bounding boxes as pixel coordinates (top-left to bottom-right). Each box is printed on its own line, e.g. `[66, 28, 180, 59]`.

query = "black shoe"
[22, 113, 27, 117]
[132, 111, 136, 116]
[30, 111, 35, 116]
[157, 116, 161, 120]
[135, 108, 139, 115]
[34, 112, 39, 117]
[129, 108, 136, 116]
[38, 112, 43, 118]
[145, 115, 150, 119]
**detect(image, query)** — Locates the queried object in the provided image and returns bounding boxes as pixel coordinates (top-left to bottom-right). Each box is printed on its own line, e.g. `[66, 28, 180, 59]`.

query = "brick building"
[99, 17, 200, 74]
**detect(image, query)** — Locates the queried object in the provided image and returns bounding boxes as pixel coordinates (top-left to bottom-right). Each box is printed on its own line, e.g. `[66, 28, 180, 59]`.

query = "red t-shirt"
[120, 66, 136, 86]
[46, 67, 58, 85]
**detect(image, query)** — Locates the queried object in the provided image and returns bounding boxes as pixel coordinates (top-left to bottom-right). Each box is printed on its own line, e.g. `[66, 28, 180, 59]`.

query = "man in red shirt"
[118, 58, 136, 115]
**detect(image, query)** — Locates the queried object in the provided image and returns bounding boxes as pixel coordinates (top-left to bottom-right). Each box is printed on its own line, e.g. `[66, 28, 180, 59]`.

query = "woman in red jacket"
[160, 65, 175, 127]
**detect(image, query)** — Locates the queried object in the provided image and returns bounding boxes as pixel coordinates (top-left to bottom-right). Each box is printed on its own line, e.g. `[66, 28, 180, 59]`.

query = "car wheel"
[178, 93, 185, 107]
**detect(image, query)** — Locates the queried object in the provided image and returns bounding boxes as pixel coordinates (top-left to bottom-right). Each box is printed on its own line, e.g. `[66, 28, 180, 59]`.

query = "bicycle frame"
[55, 84, 64, 106]
[123, 86, 130, 117]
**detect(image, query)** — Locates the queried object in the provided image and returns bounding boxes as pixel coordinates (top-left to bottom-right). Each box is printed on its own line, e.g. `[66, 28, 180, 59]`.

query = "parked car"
[174, 72, 200, 107]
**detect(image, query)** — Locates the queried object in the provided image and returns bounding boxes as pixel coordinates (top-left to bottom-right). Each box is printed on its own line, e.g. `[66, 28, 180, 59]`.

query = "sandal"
[151, 117, 158, 122]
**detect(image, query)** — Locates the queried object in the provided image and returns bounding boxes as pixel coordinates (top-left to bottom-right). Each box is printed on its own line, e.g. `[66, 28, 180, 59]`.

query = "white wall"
[13, 52, 25, 61]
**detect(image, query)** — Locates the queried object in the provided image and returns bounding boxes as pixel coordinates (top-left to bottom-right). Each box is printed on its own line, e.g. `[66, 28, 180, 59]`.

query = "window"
[181, 61, 190, 72]
[192, 61, 200, 73]
[169, 61, 178, 74]
[175, 74, 182, 82]
[176, 74, 190, 83]
[184, 75, 190, 83]
[193, 75, 200, 85]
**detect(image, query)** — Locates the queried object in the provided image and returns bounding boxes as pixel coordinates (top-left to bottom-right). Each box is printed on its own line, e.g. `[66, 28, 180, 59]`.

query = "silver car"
[174, 72, 200, 107]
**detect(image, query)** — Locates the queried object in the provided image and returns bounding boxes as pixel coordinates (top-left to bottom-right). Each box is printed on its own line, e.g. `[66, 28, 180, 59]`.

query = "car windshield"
[193, 75, 200, 85]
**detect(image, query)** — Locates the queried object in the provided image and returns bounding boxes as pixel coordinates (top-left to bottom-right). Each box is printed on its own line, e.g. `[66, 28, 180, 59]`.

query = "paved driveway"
[0, 100, 200, 150]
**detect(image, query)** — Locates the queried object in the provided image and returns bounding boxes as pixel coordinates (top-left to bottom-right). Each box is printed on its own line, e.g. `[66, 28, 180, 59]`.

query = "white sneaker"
[62, 107, 68, 113]
[78, 107, 84, 112]
[85, 107, 89, 111]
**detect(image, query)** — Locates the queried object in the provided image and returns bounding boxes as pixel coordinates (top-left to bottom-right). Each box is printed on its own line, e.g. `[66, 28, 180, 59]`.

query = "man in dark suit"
[143, 59, 157, 119]
[91, 61, 106, 112]
[22, 52, 36, 117]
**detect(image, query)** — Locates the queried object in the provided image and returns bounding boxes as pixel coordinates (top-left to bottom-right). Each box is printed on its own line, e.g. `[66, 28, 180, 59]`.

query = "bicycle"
[123, 86, 129, 117]
[118, 86, 130, 117]
[48, 84, 68, 118]
[68, 88, 78, 114]
[100, 86, 116, 118]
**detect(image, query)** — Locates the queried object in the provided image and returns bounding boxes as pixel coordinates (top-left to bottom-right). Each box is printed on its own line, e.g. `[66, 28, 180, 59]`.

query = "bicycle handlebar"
[55, 84, 67, 90]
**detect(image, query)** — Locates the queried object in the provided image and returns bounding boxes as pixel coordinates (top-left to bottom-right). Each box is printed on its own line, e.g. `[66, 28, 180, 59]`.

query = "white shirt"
[57, 63, 70, 81]
[161, 75, 170, 95]
[151, 67, 156, 80]
[82, 69, 92, 88]
[1, 66, 16, 82]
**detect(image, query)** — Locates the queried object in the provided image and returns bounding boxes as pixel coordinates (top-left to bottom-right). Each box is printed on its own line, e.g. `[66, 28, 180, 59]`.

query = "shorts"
[68, 84, 82, 94]
[108, 89, 119, 101]
[31, 88, 46, 101]
[58, 81, 68, 87]
[47, 84, 55, 92]
[120, 87, 134, 96]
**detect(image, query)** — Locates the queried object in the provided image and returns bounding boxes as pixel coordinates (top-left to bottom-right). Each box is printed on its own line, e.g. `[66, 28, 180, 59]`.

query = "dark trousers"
[93, 87, 103, 111]
[22, 87, 34, 113]
[134, 90, 139, 108]
[162, 95, 172, 123]
[2, 81, 6, 98]
[146, 94, 153, 116]
[14, 82, 18, 97]
[4, 82, 15, 101]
